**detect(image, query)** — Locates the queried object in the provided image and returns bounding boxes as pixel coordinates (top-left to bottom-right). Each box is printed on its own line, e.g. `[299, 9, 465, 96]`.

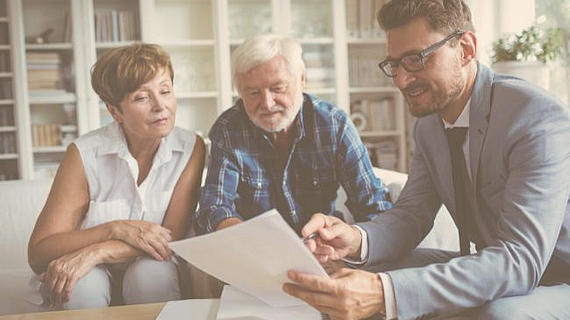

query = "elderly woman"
[27, 43, 205, 309]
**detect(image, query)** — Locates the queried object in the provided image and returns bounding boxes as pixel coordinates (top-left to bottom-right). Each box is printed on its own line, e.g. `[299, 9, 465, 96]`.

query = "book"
[62, 10, 72, 43]
[359, 0, 372, 38]
[346, 0, 359, 38]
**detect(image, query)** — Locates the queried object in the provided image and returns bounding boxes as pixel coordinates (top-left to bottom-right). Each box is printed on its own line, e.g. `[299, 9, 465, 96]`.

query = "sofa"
[0, 168, 458, 316]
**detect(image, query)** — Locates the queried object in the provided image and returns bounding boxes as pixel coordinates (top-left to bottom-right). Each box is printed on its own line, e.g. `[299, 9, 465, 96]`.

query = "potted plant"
[491, 25, 562, 90]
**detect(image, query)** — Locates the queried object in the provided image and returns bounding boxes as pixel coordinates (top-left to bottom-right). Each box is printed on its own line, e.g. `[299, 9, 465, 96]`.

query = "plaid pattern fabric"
[195, 94, 392, 234]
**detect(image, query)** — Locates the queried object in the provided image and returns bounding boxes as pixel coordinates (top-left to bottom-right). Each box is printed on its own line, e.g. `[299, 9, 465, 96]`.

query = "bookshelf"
[85, 0, 142, 128]
[140, 0, 220, 138]
[4, 0, 408, 180]
[344, 0, 406, 171]
[0, 0, 19, 180]
[17, 0, 85, 179]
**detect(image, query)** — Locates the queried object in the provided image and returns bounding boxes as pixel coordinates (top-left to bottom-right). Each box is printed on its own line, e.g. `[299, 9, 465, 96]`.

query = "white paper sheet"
[169, 209, 329, 307]
[216, 285, 322, 320]
[155, 299, 220, 320]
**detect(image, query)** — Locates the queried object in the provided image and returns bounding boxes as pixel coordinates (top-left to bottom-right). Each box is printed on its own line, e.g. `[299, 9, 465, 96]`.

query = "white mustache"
[259, 105, 286, 115]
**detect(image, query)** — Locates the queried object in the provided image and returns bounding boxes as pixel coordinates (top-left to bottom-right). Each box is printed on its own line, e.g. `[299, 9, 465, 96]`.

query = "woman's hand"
[109, 220, 173, 261]
[40, 248, 100, 307]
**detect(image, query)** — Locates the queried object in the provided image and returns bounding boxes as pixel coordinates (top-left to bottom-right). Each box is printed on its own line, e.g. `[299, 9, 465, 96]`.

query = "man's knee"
[122, 257, 181, 304]
[473, 284, 570, 320]
[60, 266, 111, 310]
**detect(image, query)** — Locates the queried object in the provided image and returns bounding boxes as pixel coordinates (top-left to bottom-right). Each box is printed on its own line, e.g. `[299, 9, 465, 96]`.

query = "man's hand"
[109, 220, 172, 261]
[302, 213, 362, 262]
[40, 248, 100, 307]
[215, 217, 242, 231]
[283, 268, 385, 320]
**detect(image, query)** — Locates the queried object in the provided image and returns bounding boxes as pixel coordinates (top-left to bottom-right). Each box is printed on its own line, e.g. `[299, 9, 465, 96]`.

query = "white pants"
[41, 256, 181, 310]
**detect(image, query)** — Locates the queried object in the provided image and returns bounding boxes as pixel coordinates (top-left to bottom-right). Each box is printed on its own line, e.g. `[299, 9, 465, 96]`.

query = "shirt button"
[257, 182, 262, 188]
[313, 180, 318, 186]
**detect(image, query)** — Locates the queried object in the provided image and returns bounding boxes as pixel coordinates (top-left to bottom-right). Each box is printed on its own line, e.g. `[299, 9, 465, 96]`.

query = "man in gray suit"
[283, 0, 570, 319]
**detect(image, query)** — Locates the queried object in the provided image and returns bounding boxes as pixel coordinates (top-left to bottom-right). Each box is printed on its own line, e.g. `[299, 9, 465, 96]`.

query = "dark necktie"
[446, 127, 471, 255]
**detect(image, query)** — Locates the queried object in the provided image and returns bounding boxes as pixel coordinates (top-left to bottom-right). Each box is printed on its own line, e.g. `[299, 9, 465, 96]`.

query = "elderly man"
[283, 1, 570, 319]
[195, 34, 392, 235]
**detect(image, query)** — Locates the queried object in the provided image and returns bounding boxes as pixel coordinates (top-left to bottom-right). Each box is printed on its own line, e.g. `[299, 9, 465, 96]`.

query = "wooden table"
[0, 299, 220, 320]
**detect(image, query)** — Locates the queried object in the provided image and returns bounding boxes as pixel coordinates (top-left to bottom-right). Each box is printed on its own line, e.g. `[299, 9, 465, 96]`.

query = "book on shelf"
[95, 10, 138, 42]
[0, 106, 13, 126]
[346, 0, 387, 39]
[351, 98, 394, 132]
[368, 99, 394, 131]
[365, 139, 398, 170]
[26, 52, 64, 92]
[0, 24, 8, 45]
[0, 1, 6, 18]
[346, 0, 359, 38]
[306, 67, 334, 88]
[28, 90, 74, 102]
[349, 48, 385, 87]
[372, 0, 387, 38]
[359, 0, 372, 38]
[26, 52, 61, 63]
[32, 124, 62, 147]
[0, 52, 10, 72]
[0, 79, 11, 99]
[0, 132, 16, 153]
[303, 48, 334, 89]
[62, 10, 72, 43]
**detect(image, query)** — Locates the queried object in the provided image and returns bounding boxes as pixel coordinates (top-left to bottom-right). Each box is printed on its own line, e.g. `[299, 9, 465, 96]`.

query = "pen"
[302, 232, 319, 242]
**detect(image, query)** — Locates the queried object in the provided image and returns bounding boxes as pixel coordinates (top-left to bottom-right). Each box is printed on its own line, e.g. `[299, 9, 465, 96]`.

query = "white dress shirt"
[74, 121, 196, 229]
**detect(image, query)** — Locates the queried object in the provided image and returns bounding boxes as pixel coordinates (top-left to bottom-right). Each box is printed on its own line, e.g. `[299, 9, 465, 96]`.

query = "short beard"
[252, 92, 304, 133]
[407, 76, 464, 118]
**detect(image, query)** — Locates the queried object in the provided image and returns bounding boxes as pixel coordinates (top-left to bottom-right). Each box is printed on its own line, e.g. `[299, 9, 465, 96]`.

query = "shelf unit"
[5, 0, 408, 180]
[0, 0, 20, 180]
[11, 0, 87, 180]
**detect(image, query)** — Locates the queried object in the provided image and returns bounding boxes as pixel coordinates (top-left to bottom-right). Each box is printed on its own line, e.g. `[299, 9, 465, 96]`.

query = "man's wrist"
[348, 225, 363, 258]
[375, 274, 387, 317]
[215, 217, 242, 231]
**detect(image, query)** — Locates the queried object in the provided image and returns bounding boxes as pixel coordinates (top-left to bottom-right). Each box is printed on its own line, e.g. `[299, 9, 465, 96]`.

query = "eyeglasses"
[378, 30, 464, 77]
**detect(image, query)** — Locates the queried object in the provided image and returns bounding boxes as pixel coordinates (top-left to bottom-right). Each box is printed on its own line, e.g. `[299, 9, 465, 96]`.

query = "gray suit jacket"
[359, 63, 570, 320]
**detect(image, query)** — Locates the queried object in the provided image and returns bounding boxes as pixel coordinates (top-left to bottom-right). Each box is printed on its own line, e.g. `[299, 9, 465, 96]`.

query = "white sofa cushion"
[336, 168, 459, 251]
[0, 179, 53, 315]
[0, 179, 52, 270]
[0, 269, 48, 315]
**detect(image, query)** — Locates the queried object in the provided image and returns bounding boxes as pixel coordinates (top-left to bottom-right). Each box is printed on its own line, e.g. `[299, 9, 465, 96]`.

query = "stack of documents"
[169, 209, 329, 307]
[216, 285, 322, 320]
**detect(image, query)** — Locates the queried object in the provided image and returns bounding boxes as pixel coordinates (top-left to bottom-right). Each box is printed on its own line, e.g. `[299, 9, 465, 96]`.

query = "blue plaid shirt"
[195, 94, 392, 234]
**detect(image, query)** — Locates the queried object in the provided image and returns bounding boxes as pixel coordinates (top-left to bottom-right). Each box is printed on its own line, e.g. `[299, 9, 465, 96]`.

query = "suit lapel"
[422, 115, 456, 210]
[468, 63, 494, 187]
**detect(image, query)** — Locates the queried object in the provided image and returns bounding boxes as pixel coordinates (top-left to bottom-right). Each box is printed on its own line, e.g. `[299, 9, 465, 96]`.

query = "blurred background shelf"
[2, 0, 408, 180]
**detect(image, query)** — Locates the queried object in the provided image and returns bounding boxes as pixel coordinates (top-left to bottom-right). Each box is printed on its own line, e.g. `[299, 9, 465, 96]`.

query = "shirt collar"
[97, 121, 182, 166]
[442, 98, 471, 129]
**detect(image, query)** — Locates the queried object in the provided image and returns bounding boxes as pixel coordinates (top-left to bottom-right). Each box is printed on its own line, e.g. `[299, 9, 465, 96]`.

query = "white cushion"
[0, 179, 52, 270]
[336, 168, 459, 251]
[0, 269, 50, 316]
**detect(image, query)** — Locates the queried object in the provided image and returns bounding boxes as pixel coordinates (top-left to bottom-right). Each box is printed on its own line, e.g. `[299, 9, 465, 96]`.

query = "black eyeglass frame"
[378, 30, 465, 77]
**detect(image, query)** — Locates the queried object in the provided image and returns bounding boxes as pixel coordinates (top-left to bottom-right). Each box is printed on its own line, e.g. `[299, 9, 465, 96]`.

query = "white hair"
[231, 34, 305, 86]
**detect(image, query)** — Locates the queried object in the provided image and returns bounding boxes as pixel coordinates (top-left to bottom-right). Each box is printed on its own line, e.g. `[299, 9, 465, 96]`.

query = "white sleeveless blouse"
[74, 122, 196, 229]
